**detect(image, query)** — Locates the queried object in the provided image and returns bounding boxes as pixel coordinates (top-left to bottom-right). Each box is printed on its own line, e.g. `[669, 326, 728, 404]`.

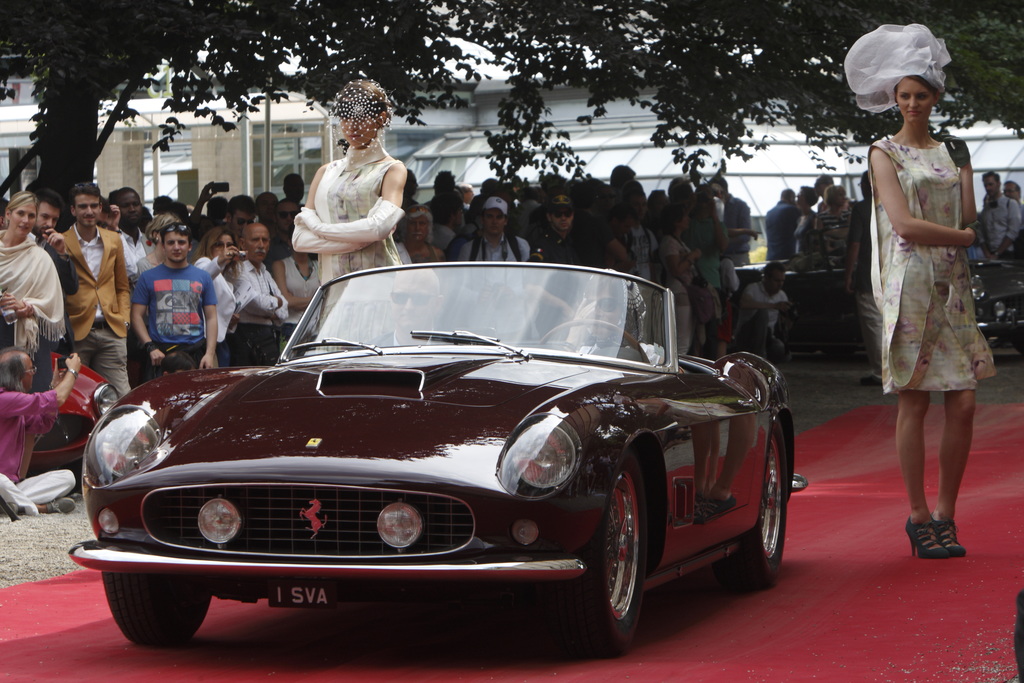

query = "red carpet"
[2, 405, 1022, 682]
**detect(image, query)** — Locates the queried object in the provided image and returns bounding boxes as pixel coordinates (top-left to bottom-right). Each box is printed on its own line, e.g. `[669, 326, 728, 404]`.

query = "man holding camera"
[130, 223, 217, 381]
[0, 347, 81, 517]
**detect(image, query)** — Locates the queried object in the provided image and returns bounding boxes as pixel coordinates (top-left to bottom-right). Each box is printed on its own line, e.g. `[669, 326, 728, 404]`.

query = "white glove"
[295, 199, 403, 243]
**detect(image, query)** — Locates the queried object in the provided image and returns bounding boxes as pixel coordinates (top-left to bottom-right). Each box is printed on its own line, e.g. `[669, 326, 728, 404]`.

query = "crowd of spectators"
[3, 162, 1024, 400]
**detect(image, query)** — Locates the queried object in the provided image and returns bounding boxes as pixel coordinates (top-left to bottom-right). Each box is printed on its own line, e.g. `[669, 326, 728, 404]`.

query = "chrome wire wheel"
[712, 426, 787, 592]
[760, 437, 783, 558]
[605, 470, 640, 619]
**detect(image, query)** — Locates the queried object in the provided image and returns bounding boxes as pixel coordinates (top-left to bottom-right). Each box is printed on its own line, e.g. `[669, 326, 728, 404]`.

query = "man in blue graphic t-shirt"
[131, 223, 217, 380]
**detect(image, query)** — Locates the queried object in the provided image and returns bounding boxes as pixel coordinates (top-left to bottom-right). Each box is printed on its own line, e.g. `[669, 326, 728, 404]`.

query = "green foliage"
[3, 0, 1024, 194]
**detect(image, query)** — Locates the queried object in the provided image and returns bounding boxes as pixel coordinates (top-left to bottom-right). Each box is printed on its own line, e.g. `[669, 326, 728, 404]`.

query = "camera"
[211, 181, 230, 193]
[234, 251, 247, 260]
[56, 355, 67, 370]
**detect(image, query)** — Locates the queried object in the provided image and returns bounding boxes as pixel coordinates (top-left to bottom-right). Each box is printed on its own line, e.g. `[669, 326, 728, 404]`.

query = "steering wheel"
[541, 319, 645, 360]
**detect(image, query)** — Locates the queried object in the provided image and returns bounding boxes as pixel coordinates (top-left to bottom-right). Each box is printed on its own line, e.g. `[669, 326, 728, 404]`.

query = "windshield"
[283, 263, 672, 369]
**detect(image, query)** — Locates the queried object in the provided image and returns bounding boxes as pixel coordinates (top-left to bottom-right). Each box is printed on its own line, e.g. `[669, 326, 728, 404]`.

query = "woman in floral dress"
[847, 24, 994, 559]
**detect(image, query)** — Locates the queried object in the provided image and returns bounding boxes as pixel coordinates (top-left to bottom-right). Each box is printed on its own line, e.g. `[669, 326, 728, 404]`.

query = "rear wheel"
[103, 572, 211, 645]
[713, 426, 787, 591]
[546, 454, 647, 658]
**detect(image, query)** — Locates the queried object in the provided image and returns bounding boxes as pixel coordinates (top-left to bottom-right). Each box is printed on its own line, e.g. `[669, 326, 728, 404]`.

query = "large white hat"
[844, 24, 950, 113]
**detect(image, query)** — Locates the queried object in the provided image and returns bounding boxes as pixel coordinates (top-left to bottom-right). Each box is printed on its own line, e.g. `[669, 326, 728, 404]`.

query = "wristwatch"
[69, 369, 78, 379]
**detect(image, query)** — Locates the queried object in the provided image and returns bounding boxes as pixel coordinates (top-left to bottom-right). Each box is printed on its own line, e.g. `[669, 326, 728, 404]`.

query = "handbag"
[686, 274, 716, 324]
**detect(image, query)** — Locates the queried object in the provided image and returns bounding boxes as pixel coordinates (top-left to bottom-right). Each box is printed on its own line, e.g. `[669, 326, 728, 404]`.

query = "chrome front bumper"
[69, 541, 586, 581]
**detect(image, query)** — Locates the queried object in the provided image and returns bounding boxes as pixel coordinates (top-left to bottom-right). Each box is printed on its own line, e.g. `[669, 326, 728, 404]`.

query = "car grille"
[143, 485, 475, 558]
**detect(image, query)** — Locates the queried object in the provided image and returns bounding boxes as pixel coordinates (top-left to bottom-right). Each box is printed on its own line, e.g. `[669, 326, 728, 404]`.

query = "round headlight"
[994, 301, 1007, 319]
[377, 502, 423, 548]
[84, 405, 161, 487]
[511, 519, 539, 545]
[98, 508, 119, 535]
[498, 415, 581, 498]
[198, 498, 242, 544]
[92, 383, 119, 416]
[971, 275, 985, 300]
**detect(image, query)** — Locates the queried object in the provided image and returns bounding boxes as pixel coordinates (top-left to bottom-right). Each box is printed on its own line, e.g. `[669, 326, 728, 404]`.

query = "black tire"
[712, 426, 787, 592]
[103, 572, 211, 645]
[546, 454, 647, 658]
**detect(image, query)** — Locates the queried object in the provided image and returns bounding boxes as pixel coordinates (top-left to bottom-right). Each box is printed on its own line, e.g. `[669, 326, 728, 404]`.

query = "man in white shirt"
[458, 197, 529, 262]
[979, 172, 1021, 259]
[111, 187, 149, 282]
[63, 183, 132, 396]
[229, 222, 288, 365]
[734, 261, 791, 363]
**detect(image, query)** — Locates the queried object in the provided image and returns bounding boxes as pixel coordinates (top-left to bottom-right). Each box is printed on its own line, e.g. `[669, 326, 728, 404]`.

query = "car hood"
[139, 355, 607, 485]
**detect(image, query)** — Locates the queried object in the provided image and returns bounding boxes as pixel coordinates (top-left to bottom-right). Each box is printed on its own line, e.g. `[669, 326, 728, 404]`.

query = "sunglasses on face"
[235, 217, 256, 225]
[391, 292, 433, 306]
[278, 210, 299, 218]
[213, 241, 235, 248]
[552, 211, 573, 218]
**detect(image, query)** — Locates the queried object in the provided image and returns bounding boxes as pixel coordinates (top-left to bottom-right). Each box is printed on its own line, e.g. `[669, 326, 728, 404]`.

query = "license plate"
[268, 580, 337, 609]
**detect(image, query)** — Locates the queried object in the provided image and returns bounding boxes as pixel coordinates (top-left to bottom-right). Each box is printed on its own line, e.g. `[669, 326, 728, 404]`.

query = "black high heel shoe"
[931, 519, 966, 558]
[906, 518, 950, 559]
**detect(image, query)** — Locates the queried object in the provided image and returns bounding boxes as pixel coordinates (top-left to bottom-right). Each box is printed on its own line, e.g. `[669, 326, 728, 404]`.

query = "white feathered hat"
[845, 24, 951, 113]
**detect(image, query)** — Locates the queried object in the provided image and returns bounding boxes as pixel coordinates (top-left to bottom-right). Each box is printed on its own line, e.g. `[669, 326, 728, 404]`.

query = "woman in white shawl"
[0, 191, 65, 391]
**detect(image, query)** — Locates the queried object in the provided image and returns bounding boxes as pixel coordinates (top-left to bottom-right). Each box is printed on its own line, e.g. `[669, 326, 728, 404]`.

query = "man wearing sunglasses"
[63, 182, 132, 397]
[266, 198, 300, 266]
[528, 194, 579, 265]
[131, 224, 218, 380]
[225, 195, 258, 241]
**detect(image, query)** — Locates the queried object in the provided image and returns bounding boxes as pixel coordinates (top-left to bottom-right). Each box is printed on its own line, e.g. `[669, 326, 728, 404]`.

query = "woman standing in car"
[293, 79, 407, 281]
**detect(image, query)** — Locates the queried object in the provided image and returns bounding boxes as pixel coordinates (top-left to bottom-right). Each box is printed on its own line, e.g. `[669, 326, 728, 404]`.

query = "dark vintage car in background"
[70, 263, 794, 658]
[736, 259, 1024, 353]
[30, 354, 118, 476]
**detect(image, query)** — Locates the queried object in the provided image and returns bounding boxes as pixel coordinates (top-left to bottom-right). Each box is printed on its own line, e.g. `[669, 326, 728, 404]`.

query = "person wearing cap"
[458, 197, 529, 262]
[845, 23, 993, 559]
[528, 194, 579, 265]
[397, 205, 446, 263]
[131, 223, 218, 381]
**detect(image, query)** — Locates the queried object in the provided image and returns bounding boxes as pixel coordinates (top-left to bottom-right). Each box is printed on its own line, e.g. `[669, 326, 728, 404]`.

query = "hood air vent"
[316, 369, 425, 399]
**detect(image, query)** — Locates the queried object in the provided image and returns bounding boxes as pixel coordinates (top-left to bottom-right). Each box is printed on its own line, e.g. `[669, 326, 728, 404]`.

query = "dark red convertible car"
[71, 263, 794, 658]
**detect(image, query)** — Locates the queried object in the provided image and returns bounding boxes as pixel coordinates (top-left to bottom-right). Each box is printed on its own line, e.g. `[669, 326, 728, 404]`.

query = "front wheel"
[713, 426, 787, 591]
[546, 454, 647, 658]
[103, 572, 211, 645]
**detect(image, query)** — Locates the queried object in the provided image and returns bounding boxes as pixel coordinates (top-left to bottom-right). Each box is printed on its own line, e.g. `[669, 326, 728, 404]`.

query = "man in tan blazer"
[63, 183, 131, 397]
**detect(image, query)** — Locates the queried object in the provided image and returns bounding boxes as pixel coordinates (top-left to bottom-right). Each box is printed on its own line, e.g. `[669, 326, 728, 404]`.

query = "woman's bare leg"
[896, 390, 932, 524]
[933, 389, 975, 521]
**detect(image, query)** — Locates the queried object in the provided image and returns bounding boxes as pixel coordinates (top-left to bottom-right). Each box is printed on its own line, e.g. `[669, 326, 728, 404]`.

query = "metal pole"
[152, 145, 161, 198]
[240, 116, 251, 196]
[263, 92, 272, 193]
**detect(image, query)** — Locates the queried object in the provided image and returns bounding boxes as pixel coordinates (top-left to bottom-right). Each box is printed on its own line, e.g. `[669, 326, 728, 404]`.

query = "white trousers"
[856, 289, 884, 379]
[0, 470, 75, 516]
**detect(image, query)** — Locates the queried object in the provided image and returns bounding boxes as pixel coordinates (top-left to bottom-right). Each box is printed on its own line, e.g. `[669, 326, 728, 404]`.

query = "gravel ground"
[2, 347, 1022, 590]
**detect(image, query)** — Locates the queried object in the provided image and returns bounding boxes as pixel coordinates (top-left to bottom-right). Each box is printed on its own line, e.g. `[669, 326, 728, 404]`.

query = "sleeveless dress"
[316, 158, 402, 283]
[281, 256, 320, 326]
[869, 139, 994, 394]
